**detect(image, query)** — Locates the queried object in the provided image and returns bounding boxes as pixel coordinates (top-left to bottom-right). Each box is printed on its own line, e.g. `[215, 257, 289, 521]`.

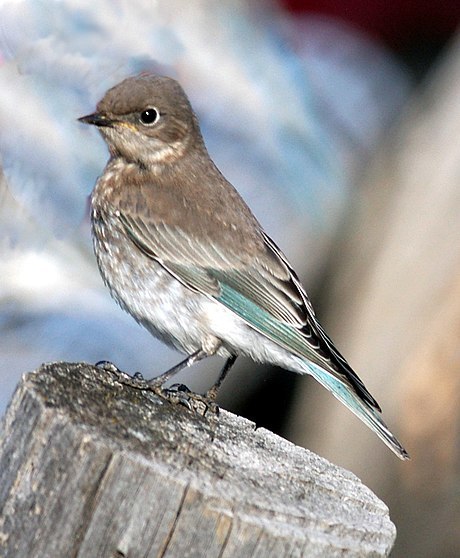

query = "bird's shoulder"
[100, 154, 271, 264]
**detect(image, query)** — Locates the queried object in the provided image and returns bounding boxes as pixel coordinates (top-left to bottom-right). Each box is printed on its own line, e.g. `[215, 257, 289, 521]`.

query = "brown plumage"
[79, 74, 409, 459]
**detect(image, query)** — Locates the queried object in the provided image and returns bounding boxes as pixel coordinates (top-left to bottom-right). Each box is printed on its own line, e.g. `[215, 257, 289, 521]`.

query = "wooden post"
[0, 362, 396, 557]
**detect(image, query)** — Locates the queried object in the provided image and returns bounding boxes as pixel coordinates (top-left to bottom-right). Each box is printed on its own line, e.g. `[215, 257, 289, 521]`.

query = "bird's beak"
[78, 112, 114, 127]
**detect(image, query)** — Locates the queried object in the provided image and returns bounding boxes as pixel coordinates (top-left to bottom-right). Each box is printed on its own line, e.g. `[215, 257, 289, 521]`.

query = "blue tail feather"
[299, 358, 410, 460]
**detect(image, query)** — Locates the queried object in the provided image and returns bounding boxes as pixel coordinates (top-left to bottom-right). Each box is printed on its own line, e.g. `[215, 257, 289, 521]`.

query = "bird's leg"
[173, 355, 238, 417]
[147, 349, 208, 391]
[97, 351, 210, 394]
[204, 355, 237, 402]
[149, 352, 238, 417]
[148, 349, 213, 413]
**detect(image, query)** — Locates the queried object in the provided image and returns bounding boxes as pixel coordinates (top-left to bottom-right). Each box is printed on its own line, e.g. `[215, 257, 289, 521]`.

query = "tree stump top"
[0, 362, 396, 557]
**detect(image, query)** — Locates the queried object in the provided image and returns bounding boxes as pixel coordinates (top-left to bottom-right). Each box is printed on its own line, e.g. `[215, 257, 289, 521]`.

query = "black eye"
[139, 107, 159, 126]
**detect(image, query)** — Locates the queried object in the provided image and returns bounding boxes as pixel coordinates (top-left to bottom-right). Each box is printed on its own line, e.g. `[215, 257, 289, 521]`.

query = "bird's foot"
[95, 360, 219, 416]
[95, 360, 121, 373]
[95, 361, 149, 389]
[153, 382, 220, 417]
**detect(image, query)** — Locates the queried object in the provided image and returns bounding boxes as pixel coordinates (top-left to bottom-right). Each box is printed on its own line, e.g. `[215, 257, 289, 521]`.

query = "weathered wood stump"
[0, 362, 396, 557]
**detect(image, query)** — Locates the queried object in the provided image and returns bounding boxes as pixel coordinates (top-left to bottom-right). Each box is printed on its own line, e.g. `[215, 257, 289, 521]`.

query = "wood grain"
[0, 362, 395, 557]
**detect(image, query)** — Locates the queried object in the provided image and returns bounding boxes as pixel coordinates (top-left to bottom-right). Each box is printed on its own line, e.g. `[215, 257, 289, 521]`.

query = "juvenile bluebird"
[79, 74, 409, 460]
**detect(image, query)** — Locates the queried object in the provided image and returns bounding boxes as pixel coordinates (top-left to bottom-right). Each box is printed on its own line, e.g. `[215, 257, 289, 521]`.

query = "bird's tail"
[298, 358, 410, 460]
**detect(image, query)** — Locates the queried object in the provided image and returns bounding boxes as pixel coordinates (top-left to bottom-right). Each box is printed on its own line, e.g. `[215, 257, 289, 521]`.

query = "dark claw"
[204, 402, 220, 418]
[177, 395, 193, 411]
[95, 361, 151, 390]
[167, 383, 192, 393]
[95, 360, 120, 373]
[151, 383, 220, 417]
[162, 384, 193, 410]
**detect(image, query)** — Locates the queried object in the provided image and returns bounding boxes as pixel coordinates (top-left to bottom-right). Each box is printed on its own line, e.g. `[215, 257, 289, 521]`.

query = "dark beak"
[78, 112, 114, 127]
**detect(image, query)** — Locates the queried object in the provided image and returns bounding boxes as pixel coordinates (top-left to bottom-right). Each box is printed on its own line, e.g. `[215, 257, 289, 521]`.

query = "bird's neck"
[108, 131, 209, 177]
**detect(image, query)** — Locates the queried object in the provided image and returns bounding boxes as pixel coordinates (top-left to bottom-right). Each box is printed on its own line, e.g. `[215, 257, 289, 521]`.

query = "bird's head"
[79, 74, 203, 167]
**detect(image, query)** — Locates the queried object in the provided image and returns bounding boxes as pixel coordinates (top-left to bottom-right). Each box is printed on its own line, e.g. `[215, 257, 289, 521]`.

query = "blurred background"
[1, 1, 459, 556]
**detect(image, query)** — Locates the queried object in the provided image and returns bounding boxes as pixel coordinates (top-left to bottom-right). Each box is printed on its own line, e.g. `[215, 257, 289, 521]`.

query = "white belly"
[92, 210, 302, 374]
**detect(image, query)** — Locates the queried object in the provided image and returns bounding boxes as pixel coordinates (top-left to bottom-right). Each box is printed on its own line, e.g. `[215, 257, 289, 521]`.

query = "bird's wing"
[119, 212, 380, 411]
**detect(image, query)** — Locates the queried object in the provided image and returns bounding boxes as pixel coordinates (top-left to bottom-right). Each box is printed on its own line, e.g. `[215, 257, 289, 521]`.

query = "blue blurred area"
[0, 0, 410, 415]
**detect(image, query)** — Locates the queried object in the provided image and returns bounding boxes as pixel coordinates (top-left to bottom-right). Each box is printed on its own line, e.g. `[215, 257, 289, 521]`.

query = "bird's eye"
[139, 107, 159, 126]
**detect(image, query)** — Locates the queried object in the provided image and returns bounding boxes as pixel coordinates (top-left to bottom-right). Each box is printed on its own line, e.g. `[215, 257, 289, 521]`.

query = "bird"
[0, 0, 411, 420]
[79, 74, 409, 460]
